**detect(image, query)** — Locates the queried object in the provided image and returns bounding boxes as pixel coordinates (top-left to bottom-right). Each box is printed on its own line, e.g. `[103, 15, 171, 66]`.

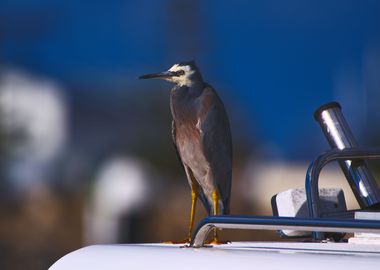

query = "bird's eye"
[176, 70, 185, 76]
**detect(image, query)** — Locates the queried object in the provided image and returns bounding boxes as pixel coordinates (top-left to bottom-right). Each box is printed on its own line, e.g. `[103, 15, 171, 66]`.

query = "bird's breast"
[175, 121, 208, 173]
[176, 121, 200, 141]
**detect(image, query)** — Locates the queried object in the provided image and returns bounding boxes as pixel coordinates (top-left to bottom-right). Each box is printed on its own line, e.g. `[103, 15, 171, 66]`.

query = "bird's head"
[139, 61, 202, 87]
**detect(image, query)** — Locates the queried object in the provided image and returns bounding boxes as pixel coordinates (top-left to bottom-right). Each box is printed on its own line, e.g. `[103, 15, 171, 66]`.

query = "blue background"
[2, 0, 380, 159]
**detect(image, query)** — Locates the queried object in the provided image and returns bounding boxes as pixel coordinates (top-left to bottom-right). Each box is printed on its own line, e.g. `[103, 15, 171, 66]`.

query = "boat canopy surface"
[50, 242, 380, 270]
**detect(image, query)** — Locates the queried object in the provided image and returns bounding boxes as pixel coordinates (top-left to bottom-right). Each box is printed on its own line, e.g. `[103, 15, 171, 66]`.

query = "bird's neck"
[171, 81, 203, 98]
[170, 83, 203, 123]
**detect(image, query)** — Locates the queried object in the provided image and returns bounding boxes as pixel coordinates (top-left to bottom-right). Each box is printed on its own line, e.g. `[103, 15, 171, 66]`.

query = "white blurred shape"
[85, 157, 150, 244]
[0, 69, 66, 161]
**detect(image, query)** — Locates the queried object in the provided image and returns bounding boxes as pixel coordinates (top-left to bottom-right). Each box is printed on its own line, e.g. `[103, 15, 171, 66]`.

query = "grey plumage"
[170, 82, 232, 215]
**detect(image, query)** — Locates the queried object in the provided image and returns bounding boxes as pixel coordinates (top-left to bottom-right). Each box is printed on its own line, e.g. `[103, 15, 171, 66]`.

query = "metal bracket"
[305, 148, 380, 239]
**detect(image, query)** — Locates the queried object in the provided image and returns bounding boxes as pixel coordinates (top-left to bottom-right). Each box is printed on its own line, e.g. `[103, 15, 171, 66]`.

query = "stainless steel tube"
[314, 102, 380, 209]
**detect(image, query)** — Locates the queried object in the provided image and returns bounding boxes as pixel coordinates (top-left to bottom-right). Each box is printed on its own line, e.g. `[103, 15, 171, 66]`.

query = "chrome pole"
[314, 102, 380, 209]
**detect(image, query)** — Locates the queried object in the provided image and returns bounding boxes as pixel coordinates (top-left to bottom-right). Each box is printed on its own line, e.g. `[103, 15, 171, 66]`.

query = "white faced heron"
[140, 61, 232, 244]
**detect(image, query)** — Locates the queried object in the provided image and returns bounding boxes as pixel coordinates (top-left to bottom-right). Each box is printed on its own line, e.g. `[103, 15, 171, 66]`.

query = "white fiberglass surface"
[50, 242, 380, 270]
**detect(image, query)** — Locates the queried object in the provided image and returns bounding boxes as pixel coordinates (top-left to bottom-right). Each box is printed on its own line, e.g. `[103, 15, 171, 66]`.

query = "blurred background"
[1, 0, 380, 269]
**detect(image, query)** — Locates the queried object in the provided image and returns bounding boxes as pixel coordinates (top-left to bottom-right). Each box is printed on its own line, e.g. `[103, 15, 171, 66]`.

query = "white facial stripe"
[167, 64, 195, 86]
[168, 64, 191, 72]
[168, 64, 180, 72]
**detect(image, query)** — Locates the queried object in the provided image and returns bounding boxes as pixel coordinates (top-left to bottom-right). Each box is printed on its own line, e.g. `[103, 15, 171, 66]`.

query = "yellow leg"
[163, 186, 198, 245]
[187, 186, 198, 242]
[211, 191, 219, 242]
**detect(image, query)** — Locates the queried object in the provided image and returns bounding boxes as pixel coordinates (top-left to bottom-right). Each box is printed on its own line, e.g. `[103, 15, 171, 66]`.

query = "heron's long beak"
[139, 71, 174, 80]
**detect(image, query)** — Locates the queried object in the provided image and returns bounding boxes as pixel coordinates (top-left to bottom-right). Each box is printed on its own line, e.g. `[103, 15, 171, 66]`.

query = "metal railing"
[190, 215, 380, 247]
[305, 147, 380, 239]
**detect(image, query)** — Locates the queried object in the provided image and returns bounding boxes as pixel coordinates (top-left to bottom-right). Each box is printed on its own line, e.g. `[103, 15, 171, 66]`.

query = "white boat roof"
[50, 241, 380, 270]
